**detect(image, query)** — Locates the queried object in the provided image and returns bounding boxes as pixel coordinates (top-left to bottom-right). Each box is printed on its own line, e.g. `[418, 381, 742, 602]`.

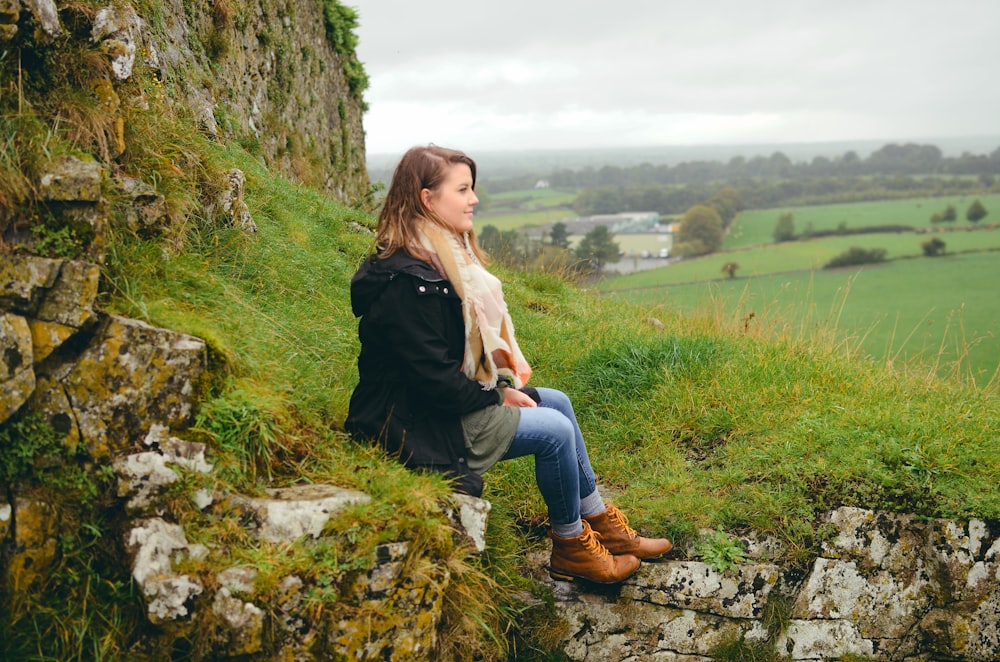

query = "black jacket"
[344, 249, 501, 496]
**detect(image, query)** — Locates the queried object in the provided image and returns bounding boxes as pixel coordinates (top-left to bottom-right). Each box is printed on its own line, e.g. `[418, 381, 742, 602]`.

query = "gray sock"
[580, 489, 606, 519]
[552, 519, 584, 539]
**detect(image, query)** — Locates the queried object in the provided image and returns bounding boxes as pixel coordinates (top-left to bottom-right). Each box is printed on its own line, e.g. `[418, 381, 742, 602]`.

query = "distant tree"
[930, 204, 957, 224]
[549, 222, 571, 249]
[966, 199, 988, 223]
[921, 237, 946, 257]
[479, 225, 522, 264]
[572, 186, 624, 215]
[676, 204, 724, 256]
[824, 246, 888, 269]
[773, 212, 795, 242]
[575, 225, 620, 274]
[707, 187, 745, 228]
[479, 225, 502, 254]
[721, 261, 739, 279]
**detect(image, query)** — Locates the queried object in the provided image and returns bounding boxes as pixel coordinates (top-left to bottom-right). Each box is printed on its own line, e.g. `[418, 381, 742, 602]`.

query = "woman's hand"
[502, 387, 538, 408]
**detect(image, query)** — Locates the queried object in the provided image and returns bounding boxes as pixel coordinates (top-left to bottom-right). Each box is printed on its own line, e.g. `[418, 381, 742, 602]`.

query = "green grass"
[604, 252, 1000, 387]
[728, 193, 1000, 248]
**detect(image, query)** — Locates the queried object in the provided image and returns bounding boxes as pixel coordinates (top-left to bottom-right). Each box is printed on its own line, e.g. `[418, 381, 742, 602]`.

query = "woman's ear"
[420, 187, 434, 211]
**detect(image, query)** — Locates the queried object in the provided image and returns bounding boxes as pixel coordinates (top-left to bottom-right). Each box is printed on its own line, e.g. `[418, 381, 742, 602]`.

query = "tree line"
[484, 142, 1000, 193]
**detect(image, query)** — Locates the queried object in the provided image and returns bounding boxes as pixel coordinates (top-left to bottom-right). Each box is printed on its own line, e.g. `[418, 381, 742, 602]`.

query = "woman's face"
[422, 163, 478, 233]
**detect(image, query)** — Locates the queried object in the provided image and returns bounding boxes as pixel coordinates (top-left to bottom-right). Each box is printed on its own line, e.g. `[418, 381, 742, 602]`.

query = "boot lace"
[580, 525, 610, 559]
[607, 505, 639, 538]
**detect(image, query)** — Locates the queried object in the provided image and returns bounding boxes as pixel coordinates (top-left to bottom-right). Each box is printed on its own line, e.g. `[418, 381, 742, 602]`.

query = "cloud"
[350, 0, 1000, 155]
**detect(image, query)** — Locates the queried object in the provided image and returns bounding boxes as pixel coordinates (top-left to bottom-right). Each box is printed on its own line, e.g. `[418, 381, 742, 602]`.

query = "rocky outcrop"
[96, 0, 368, 200]
[1, 0, 368, 202]
[112, 428, 491, 659]
[540, 506, 1000, 660]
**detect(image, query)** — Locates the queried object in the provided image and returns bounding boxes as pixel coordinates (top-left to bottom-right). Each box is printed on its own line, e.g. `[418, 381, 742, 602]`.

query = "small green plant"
[695, 531, 747, 572]
[0, 414, 61, 484]
[193, 390, 289, 484]
[30, 218, 91, 258]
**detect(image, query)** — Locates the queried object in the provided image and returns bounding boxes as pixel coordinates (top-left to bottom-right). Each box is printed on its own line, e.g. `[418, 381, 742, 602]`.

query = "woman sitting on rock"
[345, 145, 671, 584]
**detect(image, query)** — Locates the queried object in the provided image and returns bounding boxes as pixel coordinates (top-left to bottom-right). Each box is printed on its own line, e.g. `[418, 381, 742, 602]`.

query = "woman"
[345, 145, 671, 584]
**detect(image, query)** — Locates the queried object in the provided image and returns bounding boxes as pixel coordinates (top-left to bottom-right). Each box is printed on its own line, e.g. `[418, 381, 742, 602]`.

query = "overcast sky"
[349, 1, 1000, 157]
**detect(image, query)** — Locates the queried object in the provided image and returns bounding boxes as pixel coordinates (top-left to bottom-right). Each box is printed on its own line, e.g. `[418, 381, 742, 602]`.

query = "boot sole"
[548, 567, 637, 584]
[604, 541, 673, 560]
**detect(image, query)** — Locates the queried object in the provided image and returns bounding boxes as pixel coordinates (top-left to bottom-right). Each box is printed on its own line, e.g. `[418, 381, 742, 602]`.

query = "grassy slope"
[98, 145, 1000, 656]
[108, 142, 1000, 537]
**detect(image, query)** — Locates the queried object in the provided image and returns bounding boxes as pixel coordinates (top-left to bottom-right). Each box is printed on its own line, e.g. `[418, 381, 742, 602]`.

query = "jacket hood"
[350, 250, 445, 317]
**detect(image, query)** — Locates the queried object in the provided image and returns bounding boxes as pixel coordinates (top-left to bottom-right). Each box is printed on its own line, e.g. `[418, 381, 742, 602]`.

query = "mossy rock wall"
[135, 0, 369, 200]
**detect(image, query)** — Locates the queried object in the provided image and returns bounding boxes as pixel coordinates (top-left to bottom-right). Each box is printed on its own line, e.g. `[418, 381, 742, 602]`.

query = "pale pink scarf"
[419, 223, 532, 389]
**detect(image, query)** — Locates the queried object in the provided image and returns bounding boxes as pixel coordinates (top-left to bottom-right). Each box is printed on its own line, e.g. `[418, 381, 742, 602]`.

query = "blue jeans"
[499, 387, 598, 526]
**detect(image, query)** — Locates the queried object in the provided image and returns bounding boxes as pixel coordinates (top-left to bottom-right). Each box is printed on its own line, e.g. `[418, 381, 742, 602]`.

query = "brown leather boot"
[584, 504, 673, 559]
[548, 520, 640, 584]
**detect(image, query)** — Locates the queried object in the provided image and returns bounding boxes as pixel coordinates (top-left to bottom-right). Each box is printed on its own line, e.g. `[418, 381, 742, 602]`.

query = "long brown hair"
[375, 145, 488, 263]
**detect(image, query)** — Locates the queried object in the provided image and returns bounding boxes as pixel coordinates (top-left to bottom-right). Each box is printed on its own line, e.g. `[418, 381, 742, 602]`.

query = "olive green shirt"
[461, 388, 520, 474]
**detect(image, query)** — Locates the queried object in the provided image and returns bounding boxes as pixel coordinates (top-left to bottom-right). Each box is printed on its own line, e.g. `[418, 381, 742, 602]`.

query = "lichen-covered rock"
[32, 315, 206, 458]
[35, 260, 100, 328]
[91, 5, 141, 81]
[776, 619, 874, 660]
[0, 501, 10, 541]
[38, 155, 101, 202]
[0, 255, 61, 313]
[1, 256, 98, 341]
[208, 169, 257, 233]
[622, 560, 782, 619]
[0, 0, 20, 42]
[235, 484, 371, 543]
[22, 0, 60, 41]
[5, 496, 59, 594]
[560, 597, 766, 660]
[210, 587, 265, 656]
[24, 373, 80, 450]
[550, 507, 1000, 661]
[330, 541, 450, 660]
[127, 517, 207, 624]
[1, 312, 34, 423]
[116, 174, 169, 235]
[148, 0, 369, 201]
[113, 425, 213, 513]
[445, 492, 491, 553]
[27, 318, 76, 364]
[792, 555, 934, 640]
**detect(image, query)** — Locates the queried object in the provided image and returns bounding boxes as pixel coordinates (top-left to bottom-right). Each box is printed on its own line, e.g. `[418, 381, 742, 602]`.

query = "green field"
[602, 227, 1000, 286]
[603, 252, 1000, 386]
[728, 193, 1000, 248]
[472, 190, 1000, 385]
